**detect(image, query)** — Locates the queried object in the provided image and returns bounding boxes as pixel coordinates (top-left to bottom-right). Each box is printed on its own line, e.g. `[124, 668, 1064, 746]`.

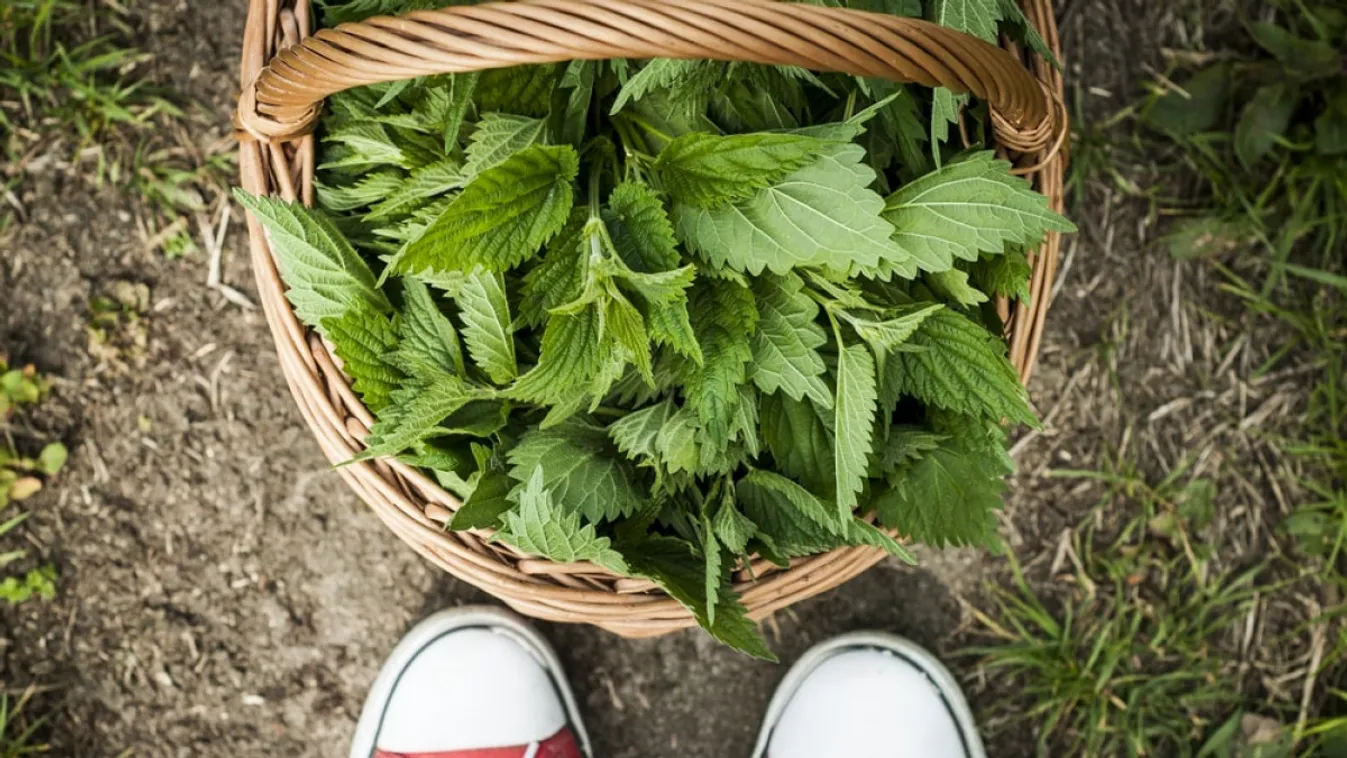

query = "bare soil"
[0, 0, 1309, 756]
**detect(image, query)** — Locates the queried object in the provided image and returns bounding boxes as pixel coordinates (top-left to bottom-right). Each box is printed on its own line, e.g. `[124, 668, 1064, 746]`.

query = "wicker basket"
[234, 0, 1068, 638]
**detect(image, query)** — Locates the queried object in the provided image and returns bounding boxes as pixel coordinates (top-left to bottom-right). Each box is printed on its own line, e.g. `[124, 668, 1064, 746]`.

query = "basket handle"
[237, 0, 1057, 151]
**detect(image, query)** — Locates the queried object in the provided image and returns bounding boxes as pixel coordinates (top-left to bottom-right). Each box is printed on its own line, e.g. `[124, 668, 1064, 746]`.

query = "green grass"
[0, 688, 51, 757]
[0, 0, 230, 239]
[969, 459, 1277, 757]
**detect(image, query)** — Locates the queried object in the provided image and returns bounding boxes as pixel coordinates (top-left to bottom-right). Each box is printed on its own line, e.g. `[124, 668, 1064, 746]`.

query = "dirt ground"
[0, 0, 1298, 756]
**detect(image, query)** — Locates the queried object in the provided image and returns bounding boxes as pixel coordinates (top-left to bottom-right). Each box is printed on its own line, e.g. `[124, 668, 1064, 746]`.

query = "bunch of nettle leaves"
[239, 0, 1074, 655]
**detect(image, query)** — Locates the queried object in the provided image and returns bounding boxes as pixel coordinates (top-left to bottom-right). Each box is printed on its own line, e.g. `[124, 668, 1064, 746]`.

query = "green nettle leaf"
[397, 278, 465, 378]
[841, 303, 943, 355]
[607, 398, 673, 463]
[456, 270, 518, 385]
[363, 371, 487, 456]
[498, 469, 629, 572]
[234, 192, 389, 328]
[520, 210, 590, 328]
[417, 72, 478, 152]
[655, 132, 832, 208]
[712, 495, 757, 554]
[749, 273, 831, 407]
[449, 470, 515, 531]
[880, 427, 947, 471]
[760, 392, 835, 496]
[477, 64, 561, 116]
[368, 159, 466, 221]
[658, 404, 703, 475]
[994, 0, 1059, 67]
[602, 182, 702, 360]
[321, 121, 421, 170]
[927, 268, 989, 307]
[603, 289, 655, 385]
[555, 61, 597, 147]
[317, 171, 404, 212]
[675, 144, 911, 277]
[888, 309, 1036, 426]
[395, 145, 579, 274]
[833, 343, 878, 515]
[511, 306, 603, 405]
[878, 152, 1076, 276]
[606, 182, 682, 273]
[618, 534, 776, 660]
[876, 446, 1004, 547]
[323, 302, 404, 412]
[610, 59, 714, 115]
[463, 113, 546, 177]
[738, 470, 913, 561]
[685, 279, 758, 445]
[1234, 84, 1298, 169]
[970, 249, 1032, 302]
[507, 422, 645, 522]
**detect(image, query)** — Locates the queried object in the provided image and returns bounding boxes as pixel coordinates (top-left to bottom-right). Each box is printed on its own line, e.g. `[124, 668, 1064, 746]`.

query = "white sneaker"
[752, 631, 986, 758]
[349, 607, 591, 758]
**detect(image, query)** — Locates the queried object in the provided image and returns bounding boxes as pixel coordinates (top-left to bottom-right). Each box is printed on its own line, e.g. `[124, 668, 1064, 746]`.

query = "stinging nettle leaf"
[363, 371, 489, 457]
[463, 113, 547, 178]
[876, 445, 1004, 548]
[833, 342, 878, 515]
[368, 159, 466, 221]
[749, 273, 832, 407]
[877, 152, 1076, 277]
[456, 270, 518, 385]
[507, 421, 645, 523]
[887, 308, 1036, 427]
[497, 468, 629, 572]
[675, 143, 912, 277]
[655, 132, 833, 209]
[234, 191, 390, 330]
[449, 469, 516, 531]
[395, 144, 579, 275]
[322, 301, 403, 412]
[397, 277, 465, 378]
[684, 278, 758, 446]
[511, 305, 603, 405]
[927, 268, 989, 307]
[841, 303, 944, 356]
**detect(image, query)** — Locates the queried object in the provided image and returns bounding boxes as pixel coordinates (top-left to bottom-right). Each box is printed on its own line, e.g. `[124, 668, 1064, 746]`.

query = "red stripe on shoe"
[374, 726, 583, 758]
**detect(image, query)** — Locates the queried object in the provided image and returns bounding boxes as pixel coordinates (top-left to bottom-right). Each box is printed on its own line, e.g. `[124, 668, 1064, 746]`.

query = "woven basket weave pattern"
[236, 0, 1067, 637]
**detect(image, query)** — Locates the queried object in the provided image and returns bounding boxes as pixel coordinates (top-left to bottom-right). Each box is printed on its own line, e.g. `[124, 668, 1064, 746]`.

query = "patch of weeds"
[0, 687, 53, 756]
[87, 281, 150, 373]
[969, 457, 1277, 756]
[0, 0, 233, 248]
[0, 355, 65, 608]
[1123, 0, 1347, 747]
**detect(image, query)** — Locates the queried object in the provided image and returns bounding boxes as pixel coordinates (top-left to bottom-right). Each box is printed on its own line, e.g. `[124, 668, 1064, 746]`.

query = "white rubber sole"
[348, 606, 592, 758]
[750, 631, 986, 758]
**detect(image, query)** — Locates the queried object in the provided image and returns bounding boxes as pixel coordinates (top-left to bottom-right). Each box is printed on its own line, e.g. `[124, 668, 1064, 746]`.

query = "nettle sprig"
[240, 0, 1075, 656]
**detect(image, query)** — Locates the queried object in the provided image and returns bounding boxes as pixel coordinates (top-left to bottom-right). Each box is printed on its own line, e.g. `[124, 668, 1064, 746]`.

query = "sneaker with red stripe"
[350, 607, 590, 758]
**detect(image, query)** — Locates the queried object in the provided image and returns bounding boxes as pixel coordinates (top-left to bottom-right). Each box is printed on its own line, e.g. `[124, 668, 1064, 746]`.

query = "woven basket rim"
[235, 0, 1069, 638]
